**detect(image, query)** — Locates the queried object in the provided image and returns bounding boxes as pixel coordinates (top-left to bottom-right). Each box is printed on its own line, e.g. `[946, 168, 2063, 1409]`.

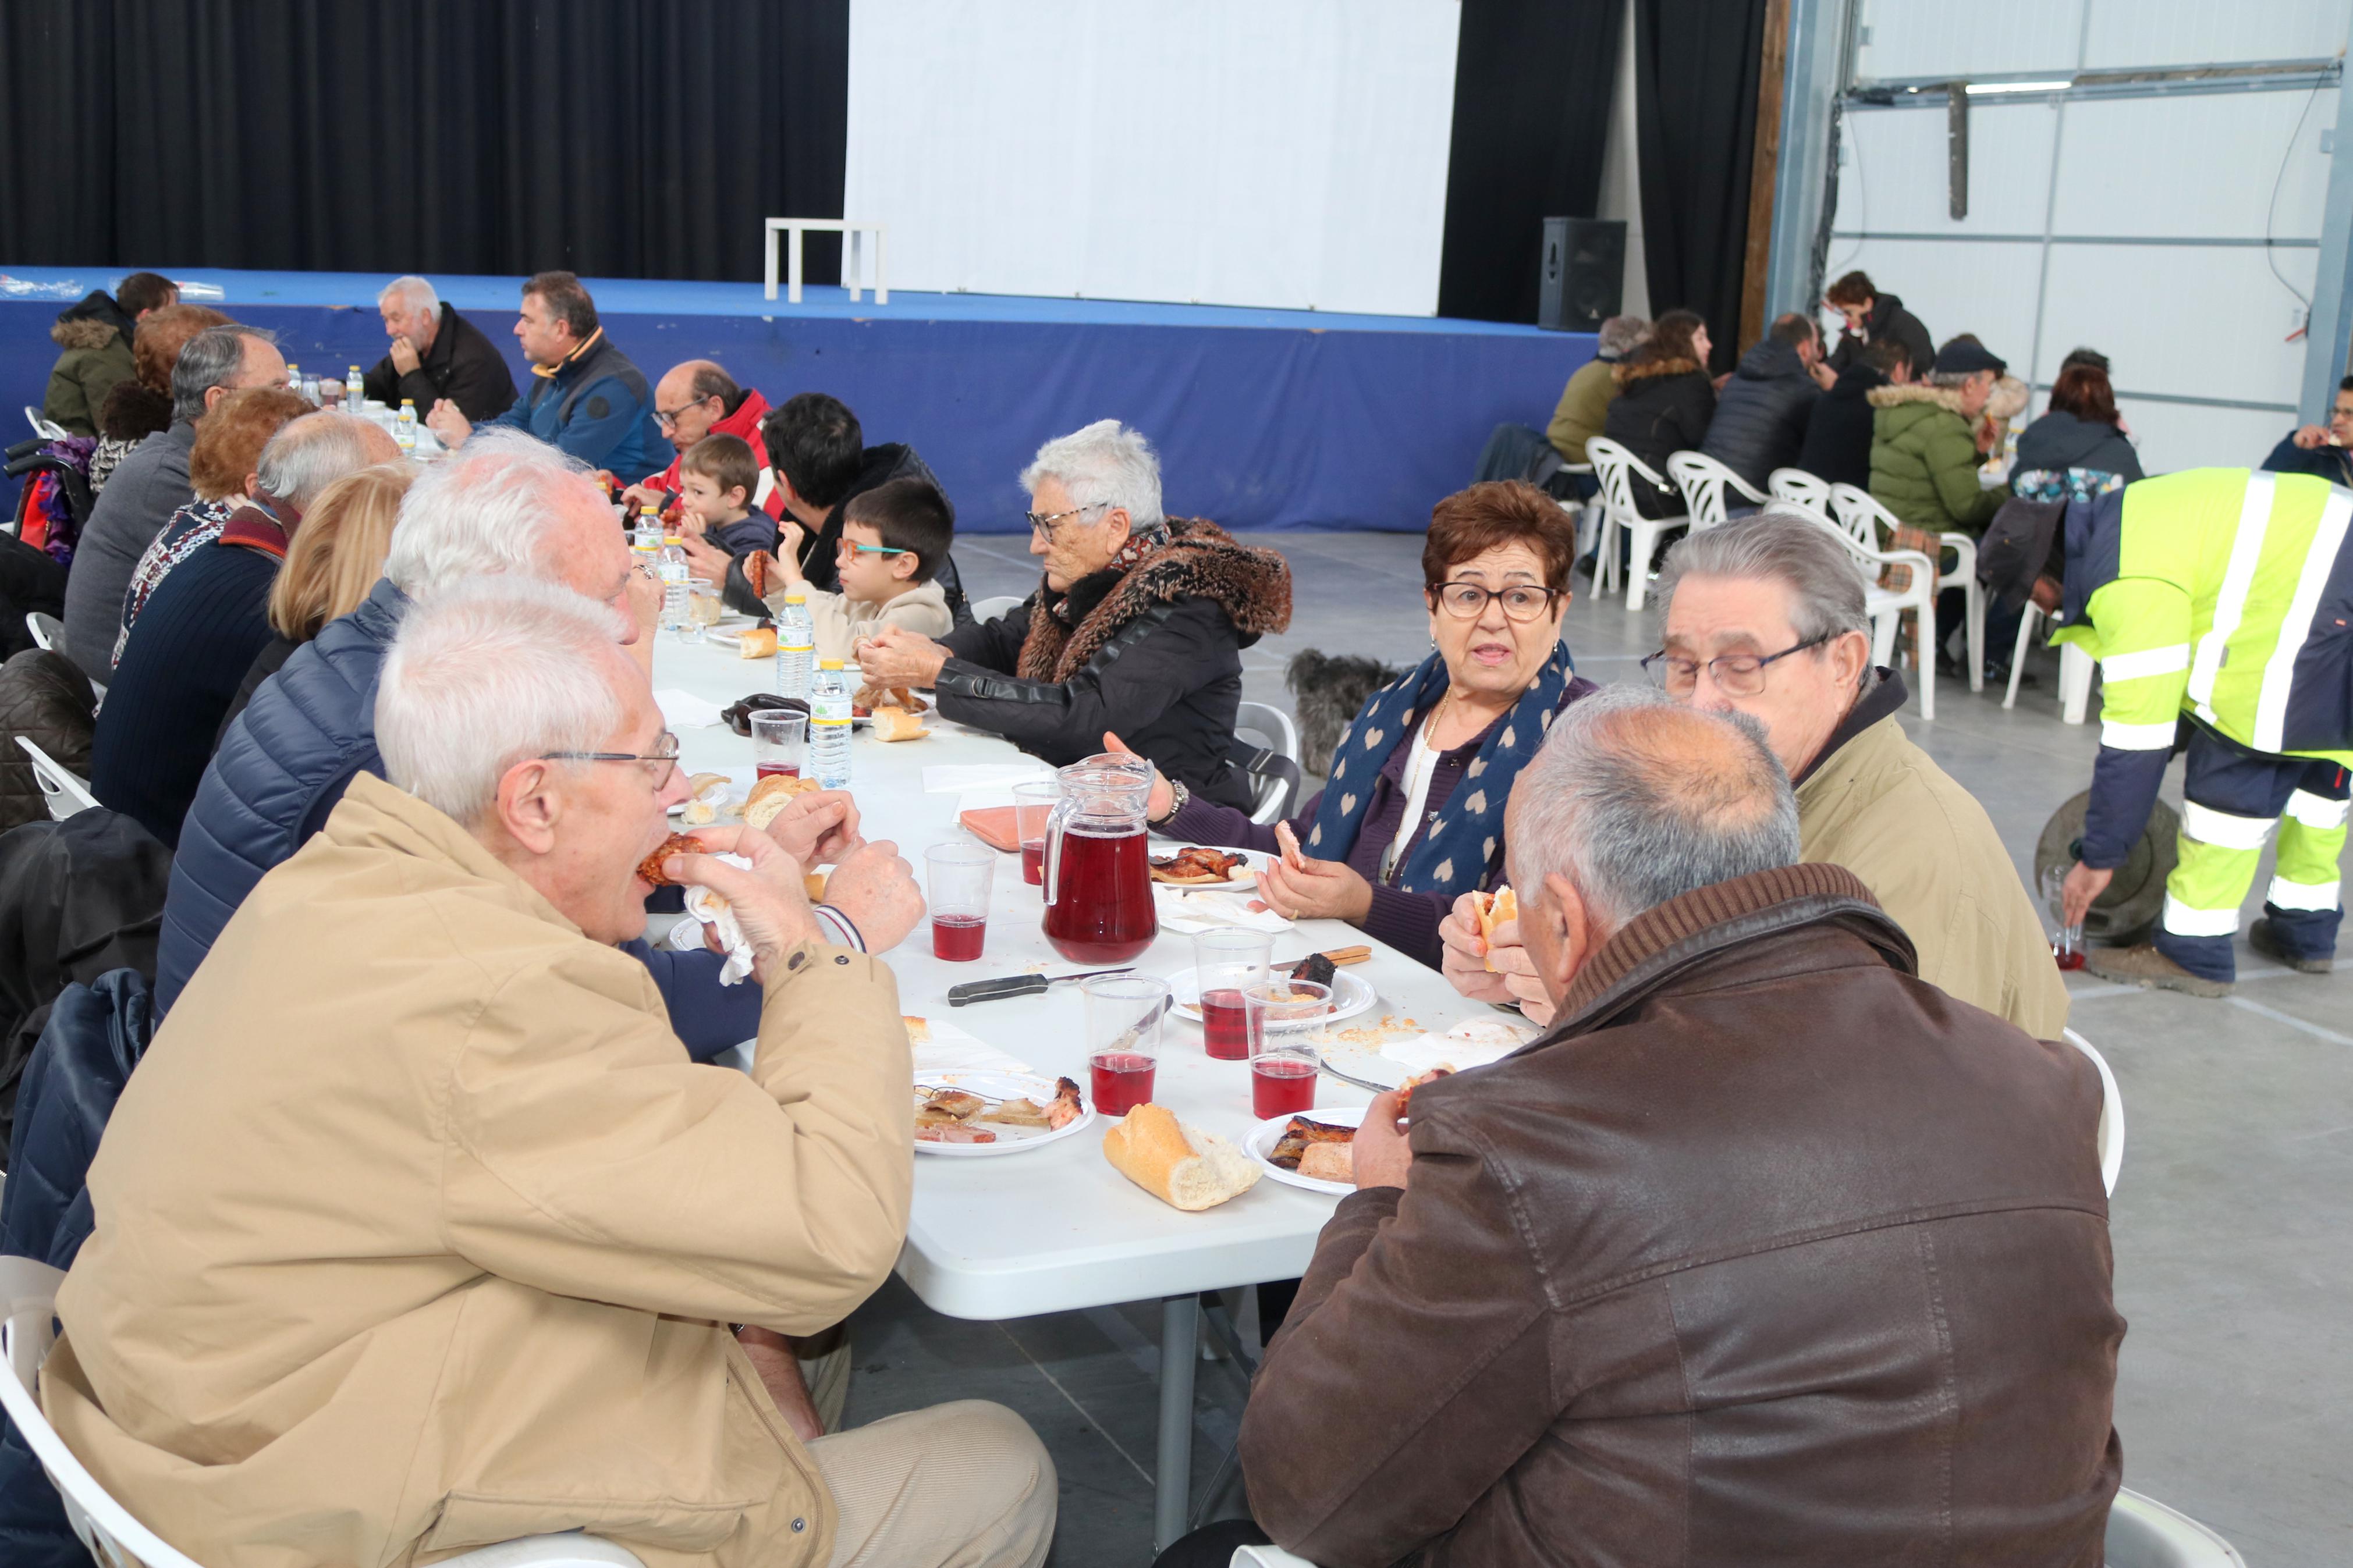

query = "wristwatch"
[1150, 777, 1189, 825]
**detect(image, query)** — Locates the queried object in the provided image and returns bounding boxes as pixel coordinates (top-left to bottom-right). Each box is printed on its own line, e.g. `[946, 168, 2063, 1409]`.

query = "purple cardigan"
[1165, 676, 1598, 969]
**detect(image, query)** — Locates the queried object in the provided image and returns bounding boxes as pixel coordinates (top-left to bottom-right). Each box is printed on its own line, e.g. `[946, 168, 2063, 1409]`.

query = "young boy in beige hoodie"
[763, 475, 956, 661]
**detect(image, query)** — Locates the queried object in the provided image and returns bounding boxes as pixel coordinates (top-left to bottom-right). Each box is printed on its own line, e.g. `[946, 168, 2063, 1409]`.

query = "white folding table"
[654, 629, 1484, 1548]
[762, 218, 889, 304]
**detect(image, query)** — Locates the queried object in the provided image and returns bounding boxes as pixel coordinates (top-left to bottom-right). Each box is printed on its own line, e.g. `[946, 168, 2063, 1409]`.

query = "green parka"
[1866, 383, 2003, 536]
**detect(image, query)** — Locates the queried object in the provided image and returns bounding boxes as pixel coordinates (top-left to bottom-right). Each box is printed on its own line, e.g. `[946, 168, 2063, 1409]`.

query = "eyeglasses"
[836, 541, 910, 558]
[1641, 635, 1832, 697]
[1024, 502, 1108, 538]
[652, 399, 715, 432]
[542, 730, 683, 788]
[1426, 581, 1566, 623]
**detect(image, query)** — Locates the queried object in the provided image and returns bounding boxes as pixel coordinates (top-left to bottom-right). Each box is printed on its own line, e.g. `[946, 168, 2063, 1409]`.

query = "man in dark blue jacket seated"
[154, 431, 918, 1055]
[2260, 374, 2353, 487]
[424, 270, 664, 480]
[1701, 312, 1831, 491]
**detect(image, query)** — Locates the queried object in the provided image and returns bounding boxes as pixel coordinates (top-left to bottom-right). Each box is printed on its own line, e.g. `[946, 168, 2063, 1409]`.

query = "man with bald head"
[1199, 687, 2123, 1568]
[621, 358, 783, 519]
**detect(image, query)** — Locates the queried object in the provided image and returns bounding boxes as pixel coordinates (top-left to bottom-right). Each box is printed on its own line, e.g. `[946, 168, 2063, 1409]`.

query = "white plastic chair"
[24, 407, 69, 441]
[1234, 701, 1303, 826]
[1556, 464, 1600, 562]
[1666, 451, 1769, 534]
[0, 1257, 649, 1568]
[1829, 484, 1986, 692]
[1231, 1491, 2238, 1568]
[27, 611, 64, 652]
[2063, 1027, 2125, 1197]
[1768, 466, 1832, 514]
[1782, 505, 1939, 720]
[1584, 438, 1683, 613]
[969, 593, 1026, 623]
[2003, 600, 2095, 724]
[16, 737, 99, 821]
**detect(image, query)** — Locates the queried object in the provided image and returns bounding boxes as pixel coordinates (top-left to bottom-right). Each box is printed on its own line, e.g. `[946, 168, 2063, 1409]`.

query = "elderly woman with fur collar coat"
[1867, 337, 2020, 538]
[1600, 310, 1717, 518]
[856, 420, 1290, 810]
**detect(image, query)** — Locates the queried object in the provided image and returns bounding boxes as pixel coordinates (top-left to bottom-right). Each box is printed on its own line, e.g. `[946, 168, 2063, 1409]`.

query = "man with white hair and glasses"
[363, 273, 517, 422]
[857, 418, 1291, 807]
[1446, 509, 2065, 1037]
[1180, 688, 2120, 1568]
[44, 578, 1056, 1568]
[158, 430, 921, 1043]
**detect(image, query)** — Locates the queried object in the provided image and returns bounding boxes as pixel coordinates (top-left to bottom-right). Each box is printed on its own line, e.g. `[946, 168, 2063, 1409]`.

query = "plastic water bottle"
[775, 591, 815, 699]
[657, 536, 689, 630]
[346, 364, 365, 408]
[808, 659, 853, 789]
[631, 504, 662, 560]
[395, 399, 418, 452]
[300, 371, 321, 405]
[285, 362, 301, 394]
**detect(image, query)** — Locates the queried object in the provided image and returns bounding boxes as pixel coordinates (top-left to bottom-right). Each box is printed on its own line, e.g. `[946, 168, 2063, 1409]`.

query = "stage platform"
[2, 266, 1593, 533]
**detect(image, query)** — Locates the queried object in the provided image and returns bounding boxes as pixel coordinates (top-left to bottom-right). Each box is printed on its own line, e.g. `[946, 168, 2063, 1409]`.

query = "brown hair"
[188, 386, 310, 501]
[269, 464, 412, 641]
[1422, 481, 1577, 593]
[680, 432, 758, 505]
[117, 272, 179, 317]
[2048, 361, 2120, 428]
[131, 303, 233, 394]
[1824, 270, 1875, 307]
[523, 270, 598, 338]
[1635, 309, 1706, 368]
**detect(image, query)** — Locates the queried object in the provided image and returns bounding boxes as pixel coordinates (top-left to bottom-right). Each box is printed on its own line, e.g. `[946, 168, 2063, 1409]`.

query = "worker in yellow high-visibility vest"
[1982, 469, 2351, 997]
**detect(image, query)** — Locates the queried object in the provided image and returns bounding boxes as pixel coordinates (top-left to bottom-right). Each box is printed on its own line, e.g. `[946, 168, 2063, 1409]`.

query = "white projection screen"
[843, 0, 1461, 316]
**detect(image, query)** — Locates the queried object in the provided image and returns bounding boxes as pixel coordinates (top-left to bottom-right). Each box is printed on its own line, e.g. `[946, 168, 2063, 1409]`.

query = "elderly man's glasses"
[1641, 635, 1831, 697]
[543, 731, 683, 788]
[1427, 582, 1565, 623]
[652, 399, 716, 432]
[1025, 501, 1109, 538]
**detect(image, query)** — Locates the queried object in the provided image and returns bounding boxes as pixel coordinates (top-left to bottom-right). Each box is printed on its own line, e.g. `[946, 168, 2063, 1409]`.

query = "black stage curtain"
[0, 0, 849, 283]
[1632, 0, 1769, 374]
[1436, 0, 1624, 325]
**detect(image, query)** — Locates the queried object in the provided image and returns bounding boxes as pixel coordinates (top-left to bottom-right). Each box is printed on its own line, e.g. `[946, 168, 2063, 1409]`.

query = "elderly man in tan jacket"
[42, 580, 1055, 1568]
[1446, 510, 2067, 1041]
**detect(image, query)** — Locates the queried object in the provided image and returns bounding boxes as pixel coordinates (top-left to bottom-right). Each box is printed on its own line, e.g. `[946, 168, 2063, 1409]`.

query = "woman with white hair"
[858, 419, 1291, 808]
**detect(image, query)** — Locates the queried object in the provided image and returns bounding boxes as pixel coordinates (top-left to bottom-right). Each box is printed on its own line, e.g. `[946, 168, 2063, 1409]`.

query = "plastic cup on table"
[679, 579, 722, 642]
[1012, 779, 1060, 886]
[1243, 978, 1332, 1120]
[1085, 973, 1171, 1118]
[750, 709, 806, 781]
[1194, 927, 1273, 1060]
[925, 841, 996, 961]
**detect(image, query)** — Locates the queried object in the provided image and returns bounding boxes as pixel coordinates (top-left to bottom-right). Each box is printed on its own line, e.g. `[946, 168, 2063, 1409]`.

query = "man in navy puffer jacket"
[1701, 314, 1830, 490]
[158, 435, 876, 1054]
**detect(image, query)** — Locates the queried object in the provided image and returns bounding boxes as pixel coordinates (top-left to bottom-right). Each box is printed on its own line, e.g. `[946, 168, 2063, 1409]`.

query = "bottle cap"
[819, 659, 844, 669]
[400, 397, 414, 407]
[784, 591, 805, 603]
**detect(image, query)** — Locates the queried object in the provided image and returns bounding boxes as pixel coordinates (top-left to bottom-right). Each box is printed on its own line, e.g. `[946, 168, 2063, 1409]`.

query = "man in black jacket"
[1823, 270, 1935, 379]
[854, 420, 1290, 809]
[2260, 374, 2353, 486]
[1798, 337, 1910, 489]
[1700, 314, 1827, 489]
[362, 276, 517, 422]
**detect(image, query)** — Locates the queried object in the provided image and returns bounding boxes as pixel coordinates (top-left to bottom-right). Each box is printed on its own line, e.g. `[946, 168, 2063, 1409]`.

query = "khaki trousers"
[807, 1400, 1056, 1568]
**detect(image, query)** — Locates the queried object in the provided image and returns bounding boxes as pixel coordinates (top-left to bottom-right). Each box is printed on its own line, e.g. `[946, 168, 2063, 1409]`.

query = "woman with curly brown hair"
[87, 302, 232, 496]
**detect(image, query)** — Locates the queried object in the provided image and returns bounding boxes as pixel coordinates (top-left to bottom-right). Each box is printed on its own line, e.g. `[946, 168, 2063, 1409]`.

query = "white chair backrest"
[1827, 482, 1899, 550]
[2064, 1028, 2125, 1197]
[1584, 438, 1667, 522]
[2105, 1488, 2246, 1567]
[24, 407, 70, 442]
[969, 594, 1027, 623]
[16, 736, 101, 822]
[27, 611, 63, 653]
[1665, 451, 1766, 534]
[1768, 467, 1832, 513]
[1234, 701, 1302, 826]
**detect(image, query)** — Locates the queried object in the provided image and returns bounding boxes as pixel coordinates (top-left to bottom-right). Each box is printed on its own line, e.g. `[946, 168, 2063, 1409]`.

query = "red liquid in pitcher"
[931, 913, 986, 961]
[1020, 840, 1045, 885]
[1251, 1057, 1318, 1119]
[1042, 827, 1158, 963]
[1091, 1051, 1158, 1116]
[1201, 989, 1251, 1060]
[755, 761, 800, 780]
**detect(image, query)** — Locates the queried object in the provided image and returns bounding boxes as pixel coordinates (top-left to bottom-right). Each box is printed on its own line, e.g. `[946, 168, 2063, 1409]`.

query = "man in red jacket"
[621, 359, 782, 518]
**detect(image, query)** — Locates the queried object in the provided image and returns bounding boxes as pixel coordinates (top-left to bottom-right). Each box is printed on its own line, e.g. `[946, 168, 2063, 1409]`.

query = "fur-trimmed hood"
[1614, 355, 1705, 389]
[1866, 381, 1969, 413]
[1017, 517, 1292, 684]
[50, 317, 120, 353]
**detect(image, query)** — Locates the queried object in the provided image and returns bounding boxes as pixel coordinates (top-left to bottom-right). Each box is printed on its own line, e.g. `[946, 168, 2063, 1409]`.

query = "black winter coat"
[1826, 291, 1936, 378]
[1797, 363, 1890, 489]
[2014, 410, 2143, 487]
[1701, 339, 1820, 489]
[361, 303, 519, 422]
[1602, 358, 1715, 517]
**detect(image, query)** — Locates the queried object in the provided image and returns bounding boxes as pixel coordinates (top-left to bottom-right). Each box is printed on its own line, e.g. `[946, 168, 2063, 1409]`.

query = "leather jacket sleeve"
[1239, 1103, 1563, 1565]
[933, 600, 1207, 758]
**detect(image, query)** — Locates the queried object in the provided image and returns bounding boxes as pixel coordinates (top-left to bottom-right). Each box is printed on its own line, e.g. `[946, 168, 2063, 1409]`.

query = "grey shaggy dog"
[1286, 649, 1404, 778]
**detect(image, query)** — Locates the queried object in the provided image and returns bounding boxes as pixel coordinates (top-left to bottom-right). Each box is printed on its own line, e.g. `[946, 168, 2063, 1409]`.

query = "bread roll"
[1102, 1104, 1261, 1211]
[744, 773, 814, 830]
[871, 706, 927, 742]
[1297, 1140, 1355, 1183]
[737, 625, 777, 658]
[1478, 886, 1518, 973]
[806, 870, 830, 902]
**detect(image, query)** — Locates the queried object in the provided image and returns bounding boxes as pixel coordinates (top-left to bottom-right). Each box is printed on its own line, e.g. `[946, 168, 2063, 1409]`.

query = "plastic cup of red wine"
[925, 841, 996, 962]
[1194, 927, 1273, 1060]
[1243, 979, 1330, 1118]
[1012, 780, 1060, 887]
[1084, 973, 1170, 1118]
[750, 709, 806, 780]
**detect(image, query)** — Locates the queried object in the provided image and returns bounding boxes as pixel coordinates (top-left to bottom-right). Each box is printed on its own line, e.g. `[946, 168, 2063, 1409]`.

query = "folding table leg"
[1156, 1293, 1201, 1552]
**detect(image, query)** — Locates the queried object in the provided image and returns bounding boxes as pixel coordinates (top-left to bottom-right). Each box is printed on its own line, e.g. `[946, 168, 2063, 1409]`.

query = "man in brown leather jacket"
[1229, 688, 2122, 1568]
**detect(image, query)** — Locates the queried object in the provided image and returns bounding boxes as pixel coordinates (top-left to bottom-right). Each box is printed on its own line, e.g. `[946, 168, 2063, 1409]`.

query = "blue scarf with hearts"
[1303, 642, 1574, 896]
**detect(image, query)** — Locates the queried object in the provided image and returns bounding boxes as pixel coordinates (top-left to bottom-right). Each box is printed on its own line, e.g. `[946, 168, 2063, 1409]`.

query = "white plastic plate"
[914, 1069, 1096, 1157]
[1244, 1103, 1369, 1196]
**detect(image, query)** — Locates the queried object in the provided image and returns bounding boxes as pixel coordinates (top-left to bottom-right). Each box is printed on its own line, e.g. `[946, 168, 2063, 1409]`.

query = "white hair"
[383, 428, 597, 596]
[376, 578, 626, 826]
[1020, 418, 1165, 531]
[1653, 507, 1873, 690]
[1508, 685, 1799, 931]
[379, 275, 439, 317]
[255, 412, 393, 509]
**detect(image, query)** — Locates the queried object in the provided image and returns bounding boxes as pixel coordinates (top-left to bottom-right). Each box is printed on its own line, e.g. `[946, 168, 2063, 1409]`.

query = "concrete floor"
[858, 532, 2353, 1566]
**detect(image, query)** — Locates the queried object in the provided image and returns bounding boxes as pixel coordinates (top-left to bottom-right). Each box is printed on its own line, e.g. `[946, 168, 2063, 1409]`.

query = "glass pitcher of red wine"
[1041, 755, 1160, 963]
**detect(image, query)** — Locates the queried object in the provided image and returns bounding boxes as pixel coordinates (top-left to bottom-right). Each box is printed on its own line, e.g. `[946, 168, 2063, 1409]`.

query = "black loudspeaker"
[1538, 216, 1626, 332]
